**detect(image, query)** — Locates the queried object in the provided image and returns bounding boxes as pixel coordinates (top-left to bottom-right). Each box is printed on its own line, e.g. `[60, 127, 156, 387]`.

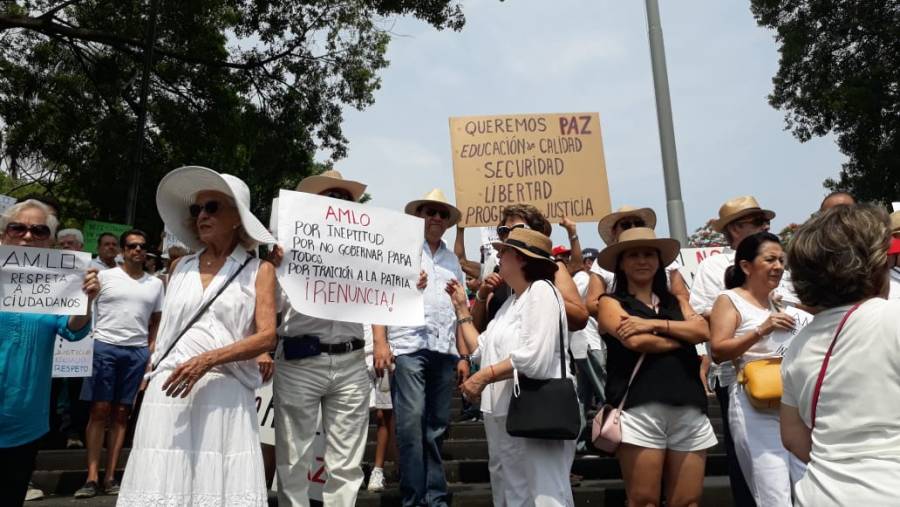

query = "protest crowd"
[1, 163, 900, 507]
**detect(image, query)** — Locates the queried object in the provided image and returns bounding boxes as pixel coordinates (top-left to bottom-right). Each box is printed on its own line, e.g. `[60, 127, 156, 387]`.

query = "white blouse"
[476, 281, 570, 417]
[148, 247, 264, 390]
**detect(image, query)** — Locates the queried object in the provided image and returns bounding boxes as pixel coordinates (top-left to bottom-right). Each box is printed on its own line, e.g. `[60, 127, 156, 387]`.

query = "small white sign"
[0, 246, 91, 315]
[52, 335, 93, 377]
[275, 190, 424, 326]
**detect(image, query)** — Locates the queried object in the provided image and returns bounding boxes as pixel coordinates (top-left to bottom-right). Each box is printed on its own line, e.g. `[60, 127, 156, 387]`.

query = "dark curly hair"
[499, 204, 552, 236]
[787, 204, 890, 308]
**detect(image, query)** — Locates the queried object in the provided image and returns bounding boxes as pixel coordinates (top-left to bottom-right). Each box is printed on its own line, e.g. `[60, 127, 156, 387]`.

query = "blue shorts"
[80, 340, 149, 405]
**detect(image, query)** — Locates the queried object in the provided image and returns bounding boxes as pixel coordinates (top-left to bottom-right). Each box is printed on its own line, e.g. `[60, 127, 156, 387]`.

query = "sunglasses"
[189, 200, 222, 218]
[422, 207, 450, 220]
[497, 223, 529, 239]
[125, 242, 146, 251]
[736, 216, 770, 228]
[616, 219, 646, 231]
[5, 222, 52, 240]
[322, 189, 354, 201]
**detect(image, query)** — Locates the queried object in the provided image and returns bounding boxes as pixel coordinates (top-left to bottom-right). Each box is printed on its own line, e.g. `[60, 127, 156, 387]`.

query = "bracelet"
[569, 234, 579, 242]
[666, 319, 670, 335]
[755, 326, 765, 337]
[459, 354, 471, 362]
[475, 291, 487, 303]
[457, 316, 474, 325]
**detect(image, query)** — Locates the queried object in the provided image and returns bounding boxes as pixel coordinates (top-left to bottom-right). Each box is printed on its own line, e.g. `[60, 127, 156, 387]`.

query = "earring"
[233, 224, 240, 230]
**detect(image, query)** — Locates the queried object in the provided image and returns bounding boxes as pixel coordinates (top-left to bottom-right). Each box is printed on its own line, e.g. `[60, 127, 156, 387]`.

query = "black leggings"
[0, 438, 40, 506]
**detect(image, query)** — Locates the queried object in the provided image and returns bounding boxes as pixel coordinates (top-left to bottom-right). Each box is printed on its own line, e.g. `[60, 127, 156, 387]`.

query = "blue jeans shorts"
[80, 340, 149, 405]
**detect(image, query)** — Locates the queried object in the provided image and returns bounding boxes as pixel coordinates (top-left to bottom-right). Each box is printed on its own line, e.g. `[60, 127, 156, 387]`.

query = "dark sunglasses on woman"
[5, 222, 52, 240]
[496, 223, 529, 239]
[189, 200, 222, 218]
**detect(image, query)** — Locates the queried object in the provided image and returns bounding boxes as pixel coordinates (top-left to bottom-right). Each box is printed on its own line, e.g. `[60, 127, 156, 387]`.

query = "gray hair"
[787, 204, 890, 309]
[57, 228, 84, 245]
[0, 199, 60, 237]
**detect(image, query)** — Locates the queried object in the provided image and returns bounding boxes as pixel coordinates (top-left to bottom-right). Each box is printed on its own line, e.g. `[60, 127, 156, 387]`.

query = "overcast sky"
[321, 0, 844, 254]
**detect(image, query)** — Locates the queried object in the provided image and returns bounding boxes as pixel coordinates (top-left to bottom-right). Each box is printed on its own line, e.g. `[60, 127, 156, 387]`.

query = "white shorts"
[620, 402, 717, 452]
[369, 373, 393, 410]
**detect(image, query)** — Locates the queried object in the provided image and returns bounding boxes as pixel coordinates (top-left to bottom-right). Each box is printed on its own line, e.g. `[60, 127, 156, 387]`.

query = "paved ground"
[28, 496, 117, 506]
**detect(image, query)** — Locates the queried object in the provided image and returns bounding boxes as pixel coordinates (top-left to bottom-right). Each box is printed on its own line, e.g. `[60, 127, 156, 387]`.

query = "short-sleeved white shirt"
[782, 298, 900, 505]
[569, 270, 603, 359]
[93, 267, 165, 347]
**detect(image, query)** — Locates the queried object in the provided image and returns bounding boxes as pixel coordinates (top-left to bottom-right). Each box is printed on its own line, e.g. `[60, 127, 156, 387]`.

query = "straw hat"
[597, 206, 657, 245]
[712, 196, 776, 232]
[156, 166, 276, 251]
[404, 188, 462, 226]
[596, 227, 680, 272]
[490, 227, 558, 270]
[890, 211, 900, 235]
[295, 169, 366, 202]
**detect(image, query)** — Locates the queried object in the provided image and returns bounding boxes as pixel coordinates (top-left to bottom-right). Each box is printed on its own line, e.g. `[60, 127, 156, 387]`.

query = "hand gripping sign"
[275, 190, 425, 326]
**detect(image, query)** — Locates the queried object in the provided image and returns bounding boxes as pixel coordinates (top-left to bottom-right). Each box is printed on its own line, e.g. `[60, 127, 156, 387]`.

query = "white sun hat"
[156, 166, 275, 252]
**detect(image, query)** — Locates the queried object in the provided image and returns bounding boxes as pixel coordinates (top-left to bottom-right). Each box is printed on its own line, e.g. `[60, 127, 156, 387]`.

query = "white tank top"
[722, 289, 793, 370]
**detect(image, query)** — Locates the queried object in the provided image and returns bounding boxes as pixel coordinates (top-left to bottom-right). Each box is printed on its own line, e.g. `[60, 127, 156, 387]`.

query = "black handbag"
[505, 281, 583, 440]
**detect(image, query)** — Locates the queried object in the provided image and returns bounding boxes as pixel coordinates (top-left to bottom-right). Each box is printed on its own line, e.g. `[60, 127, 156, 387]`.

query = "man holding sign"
[373, 188, 467, 507]
[0, 199, 99, 505]
[274, 171, 405, 507]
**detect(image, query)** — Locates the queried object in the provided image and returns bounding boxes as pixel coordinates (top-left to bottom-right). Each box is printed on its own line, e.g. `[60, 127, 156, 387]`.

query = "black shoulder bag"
[505, 281, 583, 440]
[151, 255, 253, 371]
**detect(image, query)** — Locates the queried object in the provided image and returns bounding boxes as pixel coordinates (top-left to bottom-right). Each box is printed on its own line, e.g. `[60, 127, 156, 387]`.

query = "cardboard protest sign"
[276, 190, 425, 326]
[449, 112, 611, 227]
[0, 246, 91, 315]
[83, 220, 131, 255]
[52, 335, 93, 377]
[769, 306, 813, 356]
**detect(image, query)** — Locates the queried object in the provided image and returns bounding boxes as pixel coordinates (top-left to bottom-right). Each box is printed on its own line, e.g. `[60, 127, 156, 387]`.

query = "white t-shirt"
[782, 298, 900, 506]
[569, 270, 603, 359]
[591, 258, 683, 293]
[93, 267, 165, 347]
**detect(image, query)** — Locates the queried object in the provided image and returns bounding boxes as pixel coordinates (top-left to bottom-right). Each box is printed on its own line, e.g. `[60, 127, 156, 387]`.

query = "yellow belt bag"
[737, 357, 782, 410]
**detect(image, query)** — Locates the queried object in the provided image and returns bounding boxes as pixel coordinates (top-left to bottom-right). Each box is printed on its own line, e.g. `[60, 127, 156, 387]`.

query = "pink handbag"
[591, 354, 645, 453]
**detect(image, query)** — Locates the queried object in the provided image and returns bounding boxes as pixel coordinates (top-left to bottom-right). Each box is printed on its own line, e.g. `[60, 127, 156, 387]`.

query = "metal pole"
[125, 0, 158, 225]
[645, 0, 688, 245]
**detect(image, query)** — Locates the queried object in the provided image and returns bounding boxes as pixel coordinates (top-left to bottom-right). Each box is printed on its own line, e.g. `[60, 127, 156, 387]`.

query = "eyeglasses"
[322, 189, 354, 201]
[497, 223, 529, 239]
[124, 242, 146, 251]
[189, 200, 222, 218]
[5, 222, 52, 240]
[736, 216, 770, 228]
[422, 207, 450, 220]
[616, 219, 646, 231]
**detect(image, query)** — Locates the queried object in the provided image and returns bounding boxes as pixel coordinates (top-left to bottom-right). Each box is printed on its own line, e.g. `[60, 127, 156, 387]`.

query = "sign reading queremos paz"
[275, 190, 425, 326]
[0, 246, 91, 315]
[449, 112, 611, 227]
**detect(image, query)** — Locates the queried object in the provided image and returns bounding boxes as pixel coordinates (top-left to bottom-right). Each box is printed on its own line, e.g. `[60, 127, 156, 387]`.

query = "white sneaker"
[367, 467, 385, 492]
[25, 482, 44, 501]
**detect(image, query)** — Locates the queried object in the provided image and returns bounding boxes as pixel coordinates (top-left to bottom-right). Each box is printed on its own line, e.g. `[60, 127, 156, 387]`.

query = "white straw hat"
[156, 166, 275, 251]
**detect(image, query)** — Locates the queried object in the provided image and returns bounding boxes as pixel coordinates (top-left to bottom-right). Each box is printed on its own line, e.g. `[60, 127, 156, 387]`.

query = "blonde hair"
[0, 199, 59, 237]
[787, 204, 889, 308]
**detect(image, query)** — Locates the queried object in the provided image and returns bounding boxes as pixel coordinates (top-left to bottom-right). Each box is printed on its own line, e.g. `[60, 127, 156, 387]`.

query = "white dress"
[476, 281, 576, 507]
[118, 248, 268, 507]
[720, 290, 805, 507]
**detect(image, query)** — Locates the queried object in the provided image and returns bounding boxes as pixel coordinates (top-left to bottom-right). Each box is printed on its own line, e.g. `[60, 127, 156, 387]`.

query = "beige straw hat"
[491, 227, 558, 270]
[404, 188, 462, 226]
[597, 206, 657, 245]
[712, 196, 776, 232]
[295, 170, 366, 202]
[890, 211, 900, 235]
[596, 227, 680, 272]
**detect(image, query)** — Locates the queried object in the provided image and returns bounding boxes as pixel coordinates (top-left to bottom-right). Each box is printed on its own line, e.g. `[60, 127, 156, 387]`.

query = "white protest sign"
[276, 189, 425, 326]
[0, 194, 17, 213]
[770, 305, 813, 356]
[52, 335, 93, 377]
[677, 246, 728, 287]
[255, 383, 326, 501]
[269, 197, 279, 240]
[479, 227, 500, 280]
[0, 246, 91, 315]
[892, 202, 900, 212]
[161, 227, 189, 252]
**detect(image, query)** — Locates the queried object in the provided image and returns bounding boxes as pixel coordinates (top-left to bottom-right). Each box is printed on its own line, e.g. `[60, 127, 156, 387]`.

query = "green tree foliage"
[750, 1, 900, 204]
[0, 1, 464, 239]
[687, 218, 727, 248]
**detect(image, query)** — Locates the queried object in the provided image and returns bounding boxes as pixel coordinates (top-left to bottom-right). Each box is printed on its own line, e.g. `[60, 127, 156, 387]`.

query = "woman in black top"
[596, 228, 714, 507]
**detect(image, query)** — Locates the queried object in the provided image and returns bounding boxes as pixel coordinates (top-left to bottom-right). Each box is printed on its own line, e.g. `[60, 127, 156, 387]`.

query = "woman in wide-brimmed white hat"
[595, 228, 715, 507]
[445, 227, 576, 507]
[118, 166, 277, 506]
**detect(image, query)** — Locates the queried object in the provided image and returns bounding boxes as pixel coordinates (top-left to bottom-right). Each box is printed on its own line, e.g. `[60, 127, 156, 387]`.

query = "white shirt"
[93, 267, 164, 347]
[569, 271, 603, 359]
[149, 247, 265, 390]
[475, 281, 570, 417]
[590, 259, 683, 292]
[782, 299, 900, 505]
[90, 257, 117, 271]
[388, 240, 465, 357]
[719, 290, 798, 370]
[278, 292, 364, 345]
